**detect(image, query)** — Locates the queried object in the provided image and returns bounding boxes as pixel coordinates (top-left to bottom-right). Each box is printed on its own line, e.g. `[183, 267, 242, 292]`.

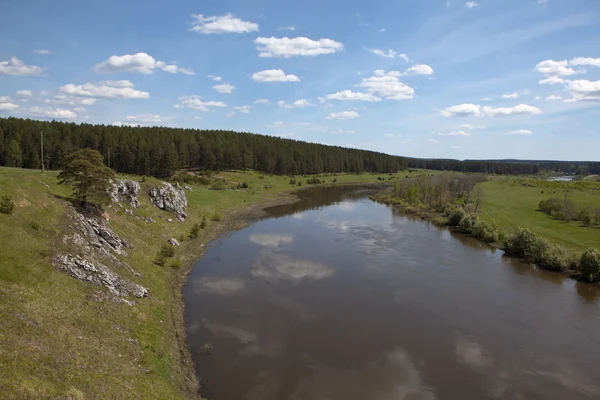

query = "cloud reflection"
[249, 233, 294, 248]
[194, 276, 245, 296]
[252, 250, 334, 283]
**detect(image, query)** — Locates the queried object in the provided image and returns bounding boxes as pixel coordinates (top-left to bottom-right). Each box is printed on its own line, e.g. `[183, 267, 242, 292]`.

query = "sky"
[1, 0, 599, 161]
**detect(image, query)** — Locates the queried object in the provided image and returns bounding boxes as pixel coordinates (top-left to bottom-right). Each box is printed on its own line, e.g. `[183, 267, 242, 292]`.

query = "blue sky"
[1, 0, 599, 160]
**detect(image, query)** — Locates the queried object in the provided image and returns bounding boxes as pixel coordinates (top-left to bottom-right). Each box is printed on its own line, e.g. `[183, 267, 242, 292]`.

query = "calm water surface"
[184, 186, 600, 400]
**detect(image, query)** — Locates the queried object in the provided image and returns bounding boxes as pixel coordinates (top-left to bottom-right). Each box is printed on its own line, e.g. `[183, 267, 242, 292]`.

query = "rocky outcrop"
[110, 180, 141, 209]
[54, 254, 148, 299]
[148, 182, 188, 221]
[70, 212, 128, 255]
[168, 238, 180, 246]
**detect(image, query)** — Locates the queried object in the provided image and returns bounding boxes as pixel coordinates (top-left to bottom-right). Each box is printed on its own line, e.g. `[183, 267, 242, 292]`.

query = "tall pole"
[40, 130, 45, 172]
[108, 148, 111, 169]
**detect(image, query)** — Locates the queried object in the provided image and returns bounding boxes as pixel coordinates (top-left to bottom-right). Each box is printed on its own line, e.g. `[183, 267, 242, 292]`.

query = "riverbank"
[0, 167, 393, 399]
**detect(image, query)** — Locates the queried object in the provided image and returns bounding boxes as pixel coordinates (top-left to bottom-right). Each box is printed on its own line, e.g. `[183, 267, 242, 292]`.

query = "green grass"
[480, 178, 600, 252]
[0, 167, 395, 400]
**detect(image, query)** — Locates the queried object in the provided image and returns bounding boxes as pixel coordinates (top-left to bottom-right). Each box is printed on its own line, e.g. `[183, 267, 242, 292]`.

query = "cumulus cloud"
[44, 94, 97, 106]
[32, 49, 51, 55]
[251, 69, 300, 82]
[326, 111, 360, 120]
[124, 114, 166, 123]
[27, 106, 77, 119]
[213, 83, 236, 94]
[191, 13, 258, 34]
[16, 90, 33, 97]
[254, 98, 270, 104]
[534, 60, 581, 82]
[441, 103, 542, 117]
[567, 80, 600, 101]
[502, 92, 519, 99]
[570, 57, 600, 67]
[438, 130, 471, 136]
[0, 102, 20, 111]
[278, 99, 312, 108]
[326, 90, 381, 102]
[545, 95, 562, 101]
[175, 95, 227, 111]
[405, 64, 434, 75]
[94, 52, 194, 75]
[465, 1, 478, 8]
[506, 129, 532, 135]
[0, 57, 44, 76]
[331, 129, 356, 134]
[208, 74, 222, 81]
[60, 81, 149, 99]
[254, 37, 343, 58]
[98, 80, 135, 88]
[234, 105, 251, 114]
[357, 71, 415, 100]
[539, 76, 566, 85]
[367, 49, 410, 62]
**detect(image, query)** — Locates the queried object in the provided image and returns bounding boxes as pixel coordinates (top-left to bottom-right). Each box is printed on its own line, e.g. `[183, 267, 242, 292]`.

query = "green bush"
[535, 244, 570, 272]
[332, 178, 337, 183]
[153, 244, 176, 266]
[211, 181, 227, 190]
[297, 181, 303, 187]
[200, 215, 208, 229]
[579, 248, 600, 282]
[504, 228, 538, 258]
[211, 211, 222, 222]
[472, 221, 498, 243]
[188, 223, 201, 239]
[538, 197, 563, 215]
[458, 214, 478, 234]
[289, 179, 297, 185]
[447, 207, 467, 226]
[169, 257, 182, 269]
[552, 211, 567, 221]
[237, 182, 249, 189]
[0, 195, 15, 215]
[306, 177, 322, 185]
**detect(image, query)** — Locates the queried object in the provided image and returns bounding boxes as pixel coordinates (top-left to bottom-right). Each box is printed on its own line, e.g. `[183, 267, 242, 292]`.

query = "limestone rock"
[53, 254, 148, 298]
[110, 180, 141, 209]
[148, 182, 188, 220]
[168, 238, 180, 246]
[70, 212, 128, 255]
[184, 185, 192, 191]
[167, 218, 173, 223]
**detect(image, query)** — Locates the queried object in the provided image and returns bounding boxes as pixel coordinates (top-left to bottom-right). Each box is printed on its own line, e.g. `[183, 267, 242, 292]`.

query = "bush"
[236, 181, 249, 189]
[211, 211, 222, 222]
[447, 207, 467, 227]
[211, 181, 227, 190]
[332, 178, 337, 183]
[582, 214, 593, 226]
[306, 177, 322, 185]
[552, 211, 567, 221]
[297, 181, 303, 187]
[504, 228, 538, 258]
[538, 197, 563, 215]
[200, 215, 208, 229]
[472, 221, 498, 243]
[458, 214, 478, 234]
[189, 223, 201, 239]
[153, 244, 175, 266]
[579, 248, 600, 282]
[535, 244, 570, 272]
[289, 179, 297, 185]
[0, 195, 15, 215]
[169, 257, 182, 269]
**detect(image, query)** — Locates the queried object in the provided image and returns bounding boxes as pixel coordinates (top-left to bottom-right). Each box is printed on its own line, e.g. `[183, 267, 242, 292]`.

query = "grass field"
[480, 177, 600, 252]
[0, 167, 399, 400]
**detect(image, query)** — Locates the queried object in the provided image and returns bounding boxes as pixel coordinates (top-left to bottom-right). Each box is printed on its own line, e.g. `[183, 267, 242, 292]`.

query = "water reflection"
[185, 185, 600, 400]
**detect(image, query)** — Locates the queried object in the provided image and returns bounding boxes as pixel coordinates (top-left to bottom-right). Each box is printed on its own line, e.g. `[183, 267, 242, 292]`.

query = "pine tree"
[58, 149, 115, 206]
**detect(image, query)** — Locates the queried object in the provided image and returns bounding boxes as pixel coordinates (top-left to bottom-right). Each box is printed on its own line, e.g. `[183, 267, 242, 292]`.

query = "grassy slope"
[0, 167, 394, 400]
[480, 178, 600, 252]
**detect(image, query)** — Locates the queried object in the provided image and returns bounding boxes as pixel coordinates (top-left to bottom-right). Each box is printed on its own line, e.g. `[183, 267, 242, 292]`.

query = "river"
[184, 185, 600, 400]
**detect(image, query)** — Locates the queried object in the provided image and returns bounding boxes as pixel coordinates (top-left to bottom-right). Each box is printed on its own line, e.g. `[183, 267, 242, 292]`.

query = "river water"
[184, 186, 600, 400]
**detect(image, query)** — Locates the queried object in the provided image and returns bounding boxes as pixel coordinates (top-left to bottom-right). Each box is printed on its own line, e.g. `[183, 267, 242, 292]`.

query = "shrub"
[538, 197, 563, 215]
[582, 214, 593, 227]
[200, 215, 208, 229]
[504, 228, 538, 258]
[200, 343, 213, 355]
[211, 181, 227, 190]
[289, 179, 297, 185]
[579, 248, 600, 282]
[447, 207, 467, 227]
[236, 181, 249, 189]
[297, 181, 303, 187]
[211, 211, 222, 222]
[306, 177, 322, 185]
[169, 257, 182, 269]
[535, 244, 570, 272]
[259, 175, 265, 180]
[552, 211, 567, 221]
[472, 221, 498, 243]
[0, 195, 15, 215]
[458, 214, 478, 234]
[189, 223, 201, 239]
[333, 178, 337, 183]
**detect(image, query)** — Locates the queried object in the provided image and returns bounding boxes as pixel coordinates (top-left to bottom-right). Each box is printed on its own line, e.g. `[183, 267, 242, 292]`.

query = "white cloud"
[534, 60, 581, 79]
[234, 105, 251, 114]
[191, 13, 258, 34]
[535, 95, 542, 100]
[326, 90, 381, 102]
[465, 1, 478, 8]
[98, 80, 135, 88]
[94, 52, 194, 75]
[254, 37, 343, 58]
[331, 129, 356, 134]
[459, 124, 485, 130]
[278, 26, 295, 31]
[278, 99, 312, 108]
[502, 92, 519, 99]
[357, 71, 415, 100]
[405, 64, 434, 75]
[208, 74, 222, 81]
[44, 94, 97, 106]
[0, 57, 44, 76]
[124, 114, 165, 123]
[480, 97, 492, 101]
[16, 90, 33, 97]
[538, 0, 547, 4]
[367, 49, 409, 62]
[251, 69, 300, 82]
[506, 129, 533, 135]
[545, 95, 562, 101]
[438, 130, 471, 136]
[32, 49, 50, 55]
[567, 79, 600, 101]
[570, 57, 600, 67]
[539, 76, 565, 85]
[326, 111, 360, 120]
[441, 103, 542, 117]
[428, 139, 439, 143]
[226, 111, 236, 118]
[60, 81, 149, 99]
[563, 98, 577, 103]
[175, 95, 227, 111]
[380, 28, 387, 32]
[0, 102, 20, 111]
[213, 83, 236, 94]
[28, 106, 77, 119]
[254, 98, 270, 104]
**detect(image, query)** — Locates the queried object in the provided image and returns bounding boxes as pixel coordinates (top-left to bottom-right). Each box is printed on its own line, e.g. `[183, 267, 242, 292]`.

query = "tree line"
[0, 117, 593, 178]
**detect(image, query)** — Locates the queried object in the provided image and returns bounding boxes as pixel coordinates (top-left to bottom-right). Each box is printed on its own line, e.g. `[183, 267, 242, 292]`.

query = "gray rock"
[145, 217, 156, 223]
[168, 238, 180, 246]
[184, 185, 192, 191]
[167, 218, 173, 223]
[148, 182, 188, 220]
[38, 181, 50, 188]
[70, 212, 128, 255]
[110, 180, 141, 209]
[53, 254, 148, 299]
[125, 208, 133, 215]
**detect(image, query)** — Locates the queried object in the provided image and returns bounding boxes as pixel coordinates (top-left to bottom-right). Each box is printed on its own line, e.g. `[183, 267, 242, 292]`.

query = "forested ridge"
[0, 117, 595, 177]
